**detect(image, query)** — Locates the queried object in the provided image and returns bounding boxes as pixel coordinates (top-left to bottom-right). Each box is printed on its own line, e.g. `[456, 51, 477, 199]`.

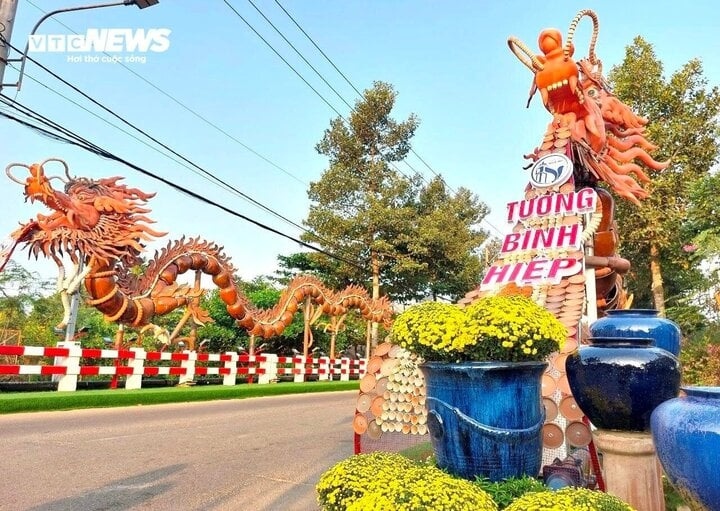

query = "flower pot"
[565, 336, 680, 432]
[419, 361, 546, 482]
[589, 309, 681, 356]
[651, 386, 720, 511]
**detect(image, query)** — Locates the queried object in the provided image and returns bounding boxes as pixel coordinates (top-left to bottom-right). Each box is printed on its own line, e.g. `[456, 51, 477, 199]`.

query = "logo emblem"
[529, 153, 574, 188]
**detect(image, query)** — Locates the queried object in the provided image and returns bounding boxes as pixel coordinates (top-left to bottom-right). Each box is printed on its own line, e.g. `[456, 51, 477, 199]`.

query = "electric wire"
[5, 68, 198, 171]
[245, 0, 430, 182]
[23, 0, 307, 187]
[271, 0, 505, 238]
[4, 41, 360, 259]
[222, 0, 417, 183]
[271, 0, 447, 181]
[0, 96, 370, 272]
[2, 36, 383, 264]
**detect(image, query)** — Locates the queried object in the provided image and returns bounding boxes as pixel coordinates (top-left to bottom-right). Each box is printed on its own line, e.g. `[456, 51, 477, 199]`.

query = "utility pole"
[0, 0, 19, 92]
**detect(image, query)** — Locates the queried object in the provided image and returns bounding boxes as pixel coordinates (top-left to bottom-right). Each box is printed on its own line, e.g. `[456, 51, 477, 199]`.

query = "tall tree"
[307, 81, 420, 314]
[306, 81, 491, 310]
[402, 177, 490, 301]
[609, 37, 720, 314]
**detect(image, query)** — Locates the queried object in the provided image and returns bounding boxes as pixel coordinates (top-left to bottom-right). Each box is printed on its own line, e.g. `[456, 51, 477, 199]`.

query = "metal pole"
[63, 259, 84, 344]
[0, 0, 19, 91]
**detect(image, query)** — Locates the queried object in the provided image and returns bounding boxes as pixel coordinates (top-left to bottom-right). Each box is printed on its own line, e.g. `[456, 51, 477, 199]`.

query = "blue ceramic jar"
[565, 336, 680, 431]
[589, 309, 681, 356]
[651, 386, 720, 511]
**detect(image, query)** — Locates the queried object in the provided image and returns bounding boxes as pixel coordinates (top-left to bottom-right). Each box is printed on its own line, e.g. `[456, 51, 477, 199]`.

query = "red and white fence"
[0, 342, 367, 392]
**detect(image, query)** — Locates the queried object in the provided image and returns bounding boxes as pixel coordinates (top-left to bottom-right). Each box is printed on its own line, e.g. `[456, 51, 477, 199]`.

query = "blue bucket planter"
[651, 386, 720, 511]
[419, 361, 546, 482]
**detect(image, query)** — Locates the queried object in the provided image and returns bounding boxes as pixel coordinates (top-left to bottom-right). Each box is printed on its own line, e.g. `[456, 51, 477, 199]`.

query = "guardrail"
[0, 342, 367, 391]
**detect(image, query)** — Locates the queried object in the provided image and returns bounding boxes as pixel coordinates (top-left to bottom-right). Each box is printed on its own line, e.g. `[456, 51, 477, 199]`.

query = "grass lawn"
[0, 380, 359, 414]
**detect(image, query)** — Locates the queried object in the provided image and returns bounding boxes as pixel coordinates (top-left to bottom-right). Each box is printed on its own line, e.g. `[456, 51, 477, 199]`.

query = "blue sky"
[2, 1, 719, 284]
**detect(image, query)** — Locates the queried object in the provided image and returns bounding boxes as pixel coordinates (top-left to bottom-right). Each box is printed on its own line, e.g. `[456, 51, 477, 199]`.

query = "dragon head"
[5, 158, 166, 268]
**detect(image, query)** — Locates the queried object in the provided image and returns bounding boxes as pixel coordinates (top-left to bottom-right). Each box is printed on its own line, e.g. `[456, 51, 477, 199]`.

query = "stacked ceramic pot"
[588, 309, 681, 357]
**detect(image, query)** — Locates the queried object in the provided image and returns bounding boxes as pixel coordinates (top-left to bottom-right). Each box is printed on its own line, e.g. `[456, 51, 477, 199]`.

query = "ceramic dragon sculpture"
[508, 9, 669, 206]
[505, 8, 669, 313]
[1, 158, 392, 339]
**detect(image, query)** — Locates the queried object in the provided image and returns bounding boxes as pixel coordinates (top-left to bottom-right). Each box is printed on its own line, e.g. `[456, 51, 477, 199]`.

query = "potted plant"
[391, 295, 567, 482]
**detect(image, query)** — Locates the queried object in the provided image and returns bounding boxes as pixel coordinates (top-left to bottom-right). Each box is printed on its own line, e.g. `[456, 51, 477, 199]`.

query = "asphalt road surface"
[0, 390, 357, 511]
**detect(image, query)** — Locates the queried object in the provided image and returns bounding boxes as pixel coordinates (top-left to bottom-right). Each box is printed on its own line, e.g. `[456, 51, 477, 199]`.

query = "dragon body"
[3, 159, 392, 338]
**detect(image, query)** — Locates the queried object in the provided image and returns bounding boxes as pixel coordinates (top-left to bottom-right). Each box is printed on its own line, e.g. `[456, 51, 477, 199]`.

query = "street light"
[1, 0, 160, 91]
[134, 0, 159, 8]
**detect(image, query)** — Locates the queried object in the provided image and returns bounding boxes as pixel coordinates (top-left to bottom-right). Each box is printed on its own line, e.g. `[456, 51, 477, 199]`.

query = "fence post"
[125, 347, 146, 390]
[55, 341, 81, 392]
[340, 357, 350, 382]
[223, 352, 238, 386]
[293, 356, 305, 383]
[179, 350, 196, 385]
[318, 356, 330, 381]
[258, 353, 278, 384]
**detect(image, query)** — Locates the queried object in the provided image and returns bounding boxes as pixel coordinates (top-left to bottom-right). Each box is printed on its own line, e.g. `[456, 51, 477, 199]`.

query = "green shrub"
[504, 486, 635, 511]
[316, 452, 497, 511]
[475, 476, 547, 509]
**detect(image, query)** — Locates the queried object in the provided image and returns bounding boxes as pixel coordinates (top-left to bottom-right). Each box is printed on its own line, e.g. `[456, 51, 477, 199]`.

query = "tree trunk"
[370, 249, 380, 347]
[649, 243, 666, 316]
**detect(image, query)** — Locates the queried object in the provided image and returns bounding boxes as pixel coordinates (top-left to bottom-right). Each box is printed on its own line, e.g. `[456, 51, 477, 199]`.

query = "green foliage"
[474, 476, 547, 510]
[391, 296, 566, 362]
[504, 487, 635, 511]
[400, 177, 490, 301]
[679, 323, 720, 386]
[316, 452, 497, 511]
[0, 261, 54, 335]
[306, 81, 490, 303]
[609, 37, 720, 310]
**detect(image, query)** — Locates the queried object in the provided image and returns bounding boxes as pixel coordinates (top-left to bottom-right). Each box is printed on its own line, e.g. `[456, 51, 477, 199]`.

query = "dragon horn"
[566, 9, 599, 64]
[40, 157, 72, 182]
[508, 36, 544, 72]
[5, 163, 31, 184]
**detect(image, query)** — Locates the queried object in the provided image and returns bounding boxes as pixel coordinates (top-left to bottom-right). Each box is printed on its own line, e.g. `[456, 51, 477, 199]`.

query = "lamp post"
[0, 0, 160, 92]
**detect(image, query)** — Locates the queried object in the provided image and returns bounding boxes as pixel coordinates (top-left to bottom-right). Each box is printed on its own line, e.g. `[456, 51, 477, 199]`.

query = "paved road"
[0, 390, 357, 511]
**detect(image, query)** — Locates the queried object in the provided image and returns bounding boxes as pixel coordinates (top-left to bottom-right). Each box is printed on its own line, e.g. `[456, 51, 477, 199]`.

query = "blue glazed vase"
[651, 386, 720, 511]
[565, 336, 680, 432]
[589, 309, 681, 356]
[419, 361, 546, 482]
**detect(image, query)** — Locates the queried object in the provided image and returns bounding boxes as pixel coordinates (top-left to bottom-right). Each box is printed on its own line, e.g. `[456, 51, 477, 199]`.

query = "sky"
[1, 0, 719, 286]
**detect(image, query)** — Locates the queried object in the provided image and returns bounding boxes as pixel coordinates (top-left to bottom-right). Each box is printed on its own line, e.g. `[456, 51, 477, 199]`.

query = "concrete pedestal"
[593, 430, 664, 511]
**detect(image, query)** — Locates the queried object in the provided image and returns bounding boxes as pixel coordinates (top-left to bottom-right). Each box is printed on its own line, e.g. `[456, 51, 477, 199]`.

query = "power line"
[7, 43, 324, 245]
[0, 95, 370, 272]
[222, 0, 346, 120]
[246, 0, 354, 111]
[3, 44, 381, 264]
[222, 0, 421, 185]
[22, 0, 308, 188]
[2, 36, 368, 264]
[272, 0, 447, 181]
[248, 0, 432, 181]
[5, 67, 199, 172]
[267, 0, 505, 238]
